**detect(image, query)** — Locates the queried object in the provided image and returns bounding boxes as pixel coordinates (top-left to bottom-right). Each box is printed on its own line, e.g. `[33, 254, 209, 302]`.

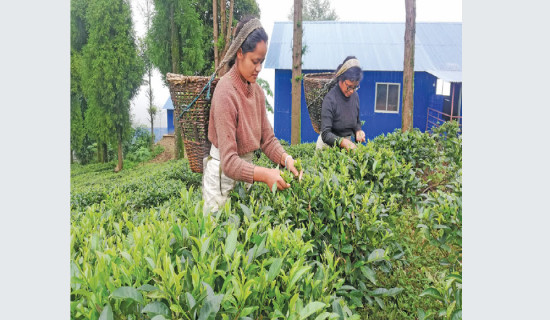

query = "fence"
[426, 108, 462, 132]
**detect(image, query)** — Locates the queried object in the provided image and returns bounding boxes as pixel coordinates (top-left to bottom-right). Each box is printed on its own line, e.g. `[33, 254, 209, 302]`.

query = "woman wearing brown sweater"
[203, 17, 302, 213]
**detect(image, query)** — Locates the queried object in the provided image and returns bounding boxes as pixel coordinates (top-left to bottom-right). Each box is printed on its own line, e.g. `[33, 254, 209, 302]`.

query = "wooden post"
[401, 0, 416, 132]
[291, 0, 303, 145]
[457, 85, 462, 120]
[450, 84, 455, 121]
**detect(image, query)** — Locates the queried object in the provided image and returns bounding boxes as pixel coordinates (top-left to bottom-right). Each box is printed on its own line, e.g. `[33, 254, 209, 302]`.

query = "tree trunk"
[213, 0, 219, 69]
[97, 142, 101, 163]
[170, 4, 180, 75]
[224, 0, 234, 54]
[220, 0, 226, 53]
[114, 129, 123, 172]
[174, 111, 184, 159]
[170, 3, 184, 159]
[148, 69, 155, 148]
[216, 0, 234, 76]
[70, 148, 74, 164]
[291, 0, 303, 145]
[150, 118, 155, 148]
[402, 0, 416, 132]
[102, 142, 108, 163]
[219, 0, 234, 75]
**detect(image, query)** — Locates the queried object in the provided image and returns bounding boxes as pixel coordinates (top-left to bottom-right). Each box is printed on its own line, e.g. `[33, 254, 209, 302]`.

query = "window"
[436, 78, 451, 96]
[375, 83, 400, 113]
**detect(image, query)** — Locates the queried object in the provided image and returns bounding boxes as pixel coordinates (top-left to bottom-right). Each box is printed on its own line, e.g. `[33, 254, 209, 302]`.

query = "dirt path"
[149, 134, 176, 163]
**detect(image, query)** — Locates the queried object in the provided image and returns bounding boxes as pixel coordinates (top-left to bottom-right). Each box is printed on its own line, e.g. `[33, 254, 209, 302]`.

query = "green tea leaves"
[137, 284, 159, 292]
[111, 286, 143, 304]
[142, 301, 170, 317]
[239, 203, 253, 220]
[197, 293, 223, 320]
[341, 244, 353, 254]
[360, 266, 377, 285]
[368, 249, 386, 263]
[98, 303, 113, 320]
[299, 301, 326, 320]
[268, 258, 284, 283]
[420, 288, 444, 302]
[224, 229, 238, 257]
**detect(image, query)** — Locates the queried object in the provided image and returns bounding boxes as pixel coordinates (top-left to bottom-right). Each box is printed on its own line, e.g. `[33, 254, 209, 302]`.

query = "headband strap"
[215, 18, 263, 74]
[334, 58, 361, 78]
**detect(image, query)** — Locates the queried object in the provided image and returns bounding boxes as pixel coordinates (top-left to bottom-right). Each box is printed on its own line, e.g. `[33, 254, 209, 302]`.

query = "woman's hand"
[340, 138, 357, 150]
[254, 166, 290, 191]
[355, 130, 366, 143]
[285, 157, 303, 181]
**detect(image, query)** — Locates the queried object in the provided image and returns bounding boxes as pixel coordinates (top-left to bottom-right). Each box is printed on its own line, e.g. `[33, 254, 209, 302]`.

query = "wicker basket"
[302, 72, 336, 134]
[167, 73, 219, 173]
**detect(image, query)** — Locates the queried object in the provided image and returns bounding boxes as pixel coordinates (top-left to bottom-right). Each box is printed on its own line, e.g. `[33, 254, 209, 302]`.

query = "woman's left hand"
[356, 130, 366, 143]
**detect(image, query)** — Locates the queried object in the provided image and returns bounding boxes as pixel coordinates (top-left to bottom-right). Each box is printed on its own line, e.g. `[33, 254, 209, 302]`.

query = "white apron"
[202, 144, 254, 214]
[316, 135, 329, 150]
[316, 134, 351, 150]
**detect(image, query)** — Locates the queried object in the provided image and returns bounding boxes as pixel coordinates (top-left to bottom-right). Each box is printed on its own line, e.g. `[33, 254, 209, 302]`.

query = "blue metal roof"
[162, 97, 173, 110]
[265, 21, 461, 76]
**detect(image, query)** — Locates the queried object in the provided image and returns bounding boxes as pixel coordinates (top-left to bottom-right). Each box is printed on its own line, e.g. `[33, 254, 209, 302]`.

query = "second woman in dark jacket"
[316, 56, 366, 150]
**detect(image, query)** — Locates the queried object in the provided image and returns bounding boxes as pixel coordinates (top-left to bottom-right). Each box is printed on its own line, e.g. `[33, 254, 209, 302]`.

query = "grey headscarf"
[215, 18, 263, 74]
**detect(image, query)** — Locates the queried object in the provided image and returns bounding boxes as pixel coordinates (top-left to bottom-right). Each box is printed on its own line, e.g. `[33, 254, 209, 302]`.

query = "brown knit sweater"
[208, 64, 284, 184]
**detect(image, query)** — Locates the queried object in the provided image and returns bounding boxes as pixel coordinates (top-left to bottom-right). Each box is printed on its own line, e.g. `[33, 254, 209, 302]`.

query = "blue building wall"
[153, 128, 169, 143]
[167, 110, 174, 134]
[273, 69, 444, 142]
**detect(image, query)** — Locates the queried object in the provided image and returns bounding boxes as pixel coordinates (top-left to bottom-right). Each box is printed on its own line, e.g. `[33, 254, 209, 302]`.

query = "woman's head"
[230, 16, 268, 83]
[336, 56, 363, 97]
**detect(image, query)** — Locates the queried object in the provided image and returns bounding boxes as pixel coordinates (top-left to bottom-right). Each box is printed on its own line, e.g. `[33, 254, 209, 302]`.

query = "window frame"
[374, 82, 401, 114]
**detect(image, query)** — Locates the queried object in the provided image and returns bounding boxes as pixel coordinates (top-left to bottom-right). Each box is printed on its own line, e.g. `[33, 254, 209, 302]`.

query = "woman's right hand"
[340, 138, 357, 150]
[253, 167, 290, 191]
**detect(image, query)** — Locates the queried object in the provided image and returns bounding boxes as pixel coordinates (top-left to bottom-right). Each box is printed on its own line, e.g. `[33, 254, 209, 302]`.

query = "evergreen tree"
[287, 0, 338, 21]
[196, 0, 260, 75]
[81, 0, 144, 171]
[70, 53, 86, 164]
[147, 0, 207, 159]
[148, 0, 206, 79]
[70, 0, 89, 164]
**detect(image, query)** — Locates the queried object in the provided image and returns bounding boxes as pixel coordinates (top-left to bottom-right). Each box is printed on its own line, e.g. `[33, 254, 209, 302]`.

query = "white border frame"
[374, 82, 401, 114]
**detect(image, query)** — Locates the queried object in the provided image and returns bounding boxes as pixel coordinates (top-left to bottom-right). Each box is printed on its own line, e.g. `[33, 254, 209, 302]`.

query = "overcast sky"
[129, 0, 462, 128]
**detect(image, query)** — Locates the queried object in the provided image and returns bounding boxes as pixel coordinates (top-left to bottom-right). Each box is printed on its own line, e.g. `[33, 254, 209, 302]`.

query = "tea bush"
[373, 128, 438, 169]
[71, 160, 202, 211]
[71, 189, 360, 320]
[71, 123, 462, 319]
[233, 142, 425, 310]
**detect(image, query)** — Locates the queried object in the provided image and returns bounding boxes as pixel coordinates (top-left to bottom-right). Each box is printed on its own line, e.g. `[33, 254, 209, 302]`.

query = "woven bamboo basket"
[302, 72, 336, 134]
[167, 73, 219, 173]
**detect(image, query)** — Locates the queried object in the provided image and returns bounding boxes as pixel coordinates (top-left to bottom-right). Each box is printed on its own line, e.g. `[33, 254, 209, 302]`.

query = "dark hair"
[229, 16, 268, 68]
[336, 56, 363, 83]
